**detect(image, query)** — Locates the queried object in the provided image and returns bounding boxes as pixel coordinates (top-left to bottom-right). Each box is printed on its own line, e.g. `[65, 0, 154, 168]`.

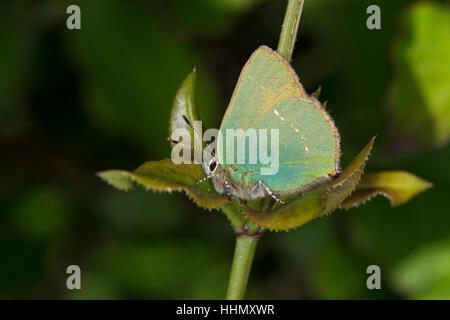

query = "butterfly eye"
[209, 161, 217, 172]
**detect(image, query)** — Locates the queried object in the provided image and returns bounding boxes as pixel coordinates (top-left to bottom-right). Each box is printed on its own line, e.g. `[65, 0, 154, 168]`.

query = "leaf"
[243, 186, 326, 231]
[323, 137, 376, 214]
[96, 170, 135, 191]
[311, 86, 321, 100]
[242, 137, 375, 231]
[98, 159, 228, 210]
[341, 171, 432, 208]
[390, 2, 450, 148]
[169, 68, 204, 149]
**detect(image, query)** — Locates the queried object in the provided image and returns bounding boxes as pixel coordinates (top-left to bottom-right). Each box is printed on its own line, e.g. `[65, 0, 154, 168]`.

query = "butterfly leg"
[258, 180, 286, 205]
[196, 174, 214, 184]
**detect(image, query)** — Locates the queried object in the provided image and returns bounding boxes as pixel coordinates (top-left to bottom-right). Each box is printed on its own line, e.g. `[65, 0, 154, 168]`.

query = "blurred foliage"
[390, 1, 450, 150]
[11, 187, 71, 240]
[172, 0, 258, 35]
[67, 0, 220, 157]
[0, 0, 449, 299]
[392, 236, 450, 299]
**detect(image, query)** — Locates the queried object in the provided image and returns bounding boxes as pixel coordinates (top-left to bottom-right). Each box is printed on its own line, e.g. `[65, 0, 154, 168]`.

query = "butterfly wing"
[247, 97, 340, 192]
[218, 46, 340, 194]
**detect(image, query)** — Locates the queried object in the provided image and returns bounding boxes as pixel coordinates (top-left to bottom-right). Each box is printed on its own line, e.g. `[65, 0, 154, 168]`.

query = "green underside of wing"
[220, 97, 338, 192]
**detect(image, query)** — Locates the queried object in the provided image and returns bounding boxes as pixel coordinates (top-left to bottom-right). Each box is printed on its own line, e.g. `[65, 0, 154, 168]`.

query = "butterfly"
[185, 46, 341, 204]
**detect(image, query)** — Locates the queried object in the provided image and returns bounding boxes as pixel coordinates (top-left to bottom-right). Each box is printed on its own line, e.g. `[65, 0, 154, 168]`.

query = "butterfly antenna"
[182, 115, 216, 159]
[167, 137, 203, 153]
[182, 115, 202, 141]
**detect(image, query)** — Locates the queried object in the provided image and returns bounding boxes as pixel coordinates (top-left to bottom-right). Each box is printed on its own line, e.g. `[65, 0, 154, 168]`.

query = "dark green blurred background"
[1, 0, 449, 299]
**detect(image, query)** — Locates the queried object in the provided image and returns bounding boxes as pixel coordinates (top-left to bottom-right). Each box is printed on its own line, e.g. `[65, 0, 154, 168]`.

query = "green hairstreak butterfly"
[195, 45, 341, 204]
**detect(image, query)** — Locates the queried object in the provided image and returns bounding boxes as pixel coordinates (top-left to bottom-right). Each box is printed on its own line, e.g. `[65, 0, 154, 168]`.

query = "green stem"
[277, 0, 304, 62]
[221, 200, 247, 233]
[226, 235, 259, 300]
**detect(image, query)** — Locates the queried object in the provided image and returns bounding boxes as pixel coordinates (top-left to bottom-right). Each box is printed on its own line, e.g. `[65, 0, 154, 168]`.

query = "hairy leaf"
[243, 186, 326, 231]
[98, 159, 228, 210]
[341, 171, 432, 208]
[323, 137, 376, 214]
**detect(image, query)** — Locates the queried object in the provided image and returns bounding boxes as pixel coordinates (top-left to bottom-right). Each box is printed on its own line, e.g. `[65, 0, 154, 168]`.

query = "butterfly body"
[201, 46, 340, 202]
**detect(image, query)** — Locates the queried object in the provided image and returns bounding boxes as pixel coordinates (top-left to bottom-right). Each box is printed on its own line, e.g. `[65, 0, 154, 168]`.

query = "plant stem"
[277, 0, 304, 62]
[221, 200, 246, 233]
[226, 234, 259, 300]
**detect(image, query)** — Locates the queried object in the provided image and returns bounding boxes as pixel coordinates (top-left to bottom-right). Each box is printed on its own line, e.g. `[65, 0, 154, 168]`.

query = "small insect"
[183, 46, 340, 204]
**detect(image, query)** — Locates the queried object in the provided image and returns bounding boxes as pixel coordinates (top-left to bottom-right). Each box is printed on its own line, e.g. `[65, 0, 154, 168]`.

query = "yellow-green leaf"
[98, 159, 229, 210]
[96, 170, 135, 191]
[341, 171, 433, 208]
